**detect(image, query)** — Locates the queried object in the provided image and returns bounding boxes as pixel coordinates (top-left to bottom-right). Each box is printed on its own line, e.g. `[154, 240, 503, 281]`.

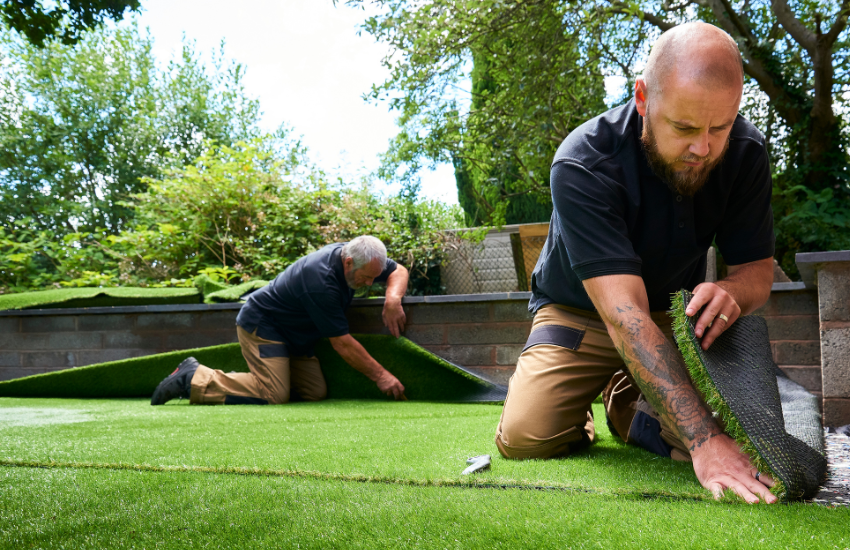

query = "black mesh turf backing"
[675, 290, 827, 501]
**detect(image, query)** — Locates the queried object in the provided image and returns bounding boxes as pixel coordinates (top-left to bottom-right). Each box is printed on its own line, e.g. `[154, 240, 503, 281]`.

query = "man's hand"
[382, 265, 409, 338]
[583, 274, 777, 503]
[376, 371, 406, 400]
[685, 282, 741, 350]
[691, 433, 777, 504]
[330, 334, 407, 400]
[686, 257, 774, 350]
[382, 300, 406, 338]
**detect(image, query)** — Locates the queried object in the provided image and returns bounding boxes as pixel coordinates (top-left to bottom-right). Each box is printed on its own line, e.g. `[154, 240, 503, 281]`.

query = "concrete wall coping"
[0, 283, 807, 318]
[796, 250, 850, 288]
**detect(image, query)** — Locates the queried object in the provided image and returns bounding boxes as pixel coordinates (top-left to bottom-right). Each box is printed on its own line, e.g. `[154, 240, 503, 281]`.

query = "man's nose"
[689, 132, 710, 158]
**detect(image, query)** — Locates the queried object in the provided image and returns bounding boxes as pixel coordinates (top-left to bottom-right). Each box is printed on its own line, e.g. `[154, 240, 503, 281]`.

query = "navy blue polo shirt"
[529, 98, 775, 314]
[236, 243, 397, 356]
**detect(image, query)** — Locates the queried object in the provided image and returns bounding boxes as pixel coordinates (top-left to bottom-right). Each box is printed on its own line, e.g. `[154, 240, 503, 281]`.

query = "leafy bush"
[0, 142, 463, 294]
[773, 184, 850, 278]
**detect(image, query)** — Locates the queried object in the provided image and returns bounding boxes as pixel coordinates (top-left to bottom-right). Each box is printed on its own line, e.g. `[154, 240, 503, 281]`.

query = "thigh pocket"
[522, 325, 585, 352]
[259, 343, 289, 358]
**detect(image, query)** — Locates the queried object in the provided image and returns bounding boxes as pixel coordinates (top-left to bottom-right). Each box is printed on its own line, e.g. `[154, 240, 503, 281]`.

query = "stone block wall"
[346, 297, 532, 386]
[752, 289, 822, 402]
[0, 305, 240, 381]
[0, 287, 825, 400]
[818, 263, 850, 426]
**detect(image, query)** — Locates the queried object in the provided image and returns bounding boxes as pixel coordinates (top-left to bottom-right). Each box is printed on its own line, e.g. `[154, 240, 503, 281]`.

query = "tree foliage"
[351, 0, 850, 272]
[355, 0, 608, 225]
[0, 24, 274, 235]
[0, 0, 139, 46]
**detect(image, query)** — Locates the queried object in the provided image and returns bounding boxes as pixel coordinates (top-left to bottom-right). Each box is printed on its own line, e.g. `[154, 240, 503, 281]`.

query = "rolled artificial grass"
[0, 277, 266, 311]
[2, 466, 846, 550]
[0, 335, 504, 402]
[670, 290, 827, 501]
[203, 280, 268, 303]
[0, 287, 201, 310]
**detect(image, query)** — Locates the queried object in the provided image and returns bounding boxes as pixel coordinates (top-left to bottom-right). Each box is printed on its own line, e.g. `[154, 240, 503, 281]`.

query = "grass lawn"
[1, 398, 847, 549]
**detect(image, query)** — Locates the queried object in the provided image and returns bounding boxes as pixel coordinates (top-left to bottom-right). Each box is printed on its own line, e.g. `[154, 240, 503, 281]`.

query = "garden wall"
[0, 286, 820, 392]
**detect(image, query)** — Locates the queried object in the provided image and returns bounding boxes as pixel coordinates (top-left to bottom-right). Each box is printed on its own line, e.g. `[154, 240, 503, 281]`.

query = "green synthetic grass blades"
[670, 289, 785, 499]
[0, 286, 201, 310]
[204, 280, 268, 303]
[0, 335, 504, 402]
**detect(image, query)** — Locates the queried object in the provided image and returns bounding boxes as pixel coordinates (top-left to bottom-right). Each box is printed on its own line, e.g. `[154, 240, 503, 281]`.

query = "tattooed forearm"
[612, 304, 720, 450]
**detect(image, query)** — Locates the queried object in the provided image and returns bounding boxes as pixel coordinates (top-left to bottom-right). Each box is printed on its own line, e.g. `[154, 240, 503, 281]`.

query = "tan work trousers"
[495, 304, 691, 461]
[190, 326, 327, 405]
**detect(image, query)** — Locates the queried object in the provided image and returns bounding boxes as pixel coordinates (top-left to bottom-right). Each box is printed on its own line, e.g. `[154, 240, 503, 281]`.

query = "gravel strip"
[811, 429, 850, 507]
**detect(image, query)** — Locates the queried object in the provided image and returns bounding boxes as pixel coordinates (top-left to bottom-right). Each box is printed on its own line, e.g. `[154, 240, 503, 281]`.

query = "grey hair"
[642, 22, 743, 98]
[341, 236, 387, 270]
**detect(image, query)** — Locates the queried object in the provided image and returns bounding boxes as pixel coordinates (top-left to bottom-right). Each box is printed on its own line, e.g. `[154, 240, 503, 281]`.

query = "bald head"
[643, 22, 743, 98]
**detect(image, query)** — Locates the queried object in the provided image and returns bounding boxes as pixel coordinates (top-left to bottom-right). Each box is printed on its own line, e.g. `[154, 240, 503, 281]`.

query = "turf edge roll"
[670, 289, 786, 500]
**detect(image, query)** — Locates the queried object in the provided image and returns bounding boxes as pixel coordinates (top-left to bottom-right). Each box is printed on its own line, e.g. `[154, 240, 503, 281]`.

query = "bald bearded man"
[494, 22, 778, 504]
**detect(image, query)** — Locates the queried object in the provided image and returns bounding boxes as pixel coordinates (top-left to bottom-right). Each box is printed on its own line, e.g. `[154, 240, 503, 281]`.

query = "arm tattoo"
[613, 304, 720, 450]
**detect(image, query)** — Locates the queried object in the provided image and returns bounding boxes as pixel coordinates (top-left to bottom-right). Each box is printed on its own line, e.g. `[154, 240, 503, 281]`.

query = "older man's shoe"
[151, 357, 199, 405]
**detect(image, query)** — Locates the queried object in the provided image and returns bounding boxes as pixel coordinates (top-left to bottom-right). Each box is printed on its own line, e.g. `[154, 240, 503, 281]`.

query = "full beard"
[640, 116, 729, 197]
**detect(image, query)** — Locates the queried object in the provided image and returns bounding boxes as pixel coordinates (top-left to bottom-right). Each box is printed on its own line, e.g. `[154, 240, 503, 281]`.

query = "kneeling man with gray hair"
[151, 236, 409, 406]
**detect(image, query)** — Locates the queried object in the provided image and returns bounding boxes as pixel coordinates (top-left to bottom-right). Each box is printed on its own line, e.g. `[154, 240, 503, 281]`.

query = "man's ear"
[634, 78, 648, 117]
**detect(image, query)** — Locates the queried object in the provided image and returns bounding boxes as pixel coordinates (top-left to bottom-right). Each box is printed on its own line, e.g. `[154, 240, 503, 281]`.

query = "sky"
[132, 0, 458, 204]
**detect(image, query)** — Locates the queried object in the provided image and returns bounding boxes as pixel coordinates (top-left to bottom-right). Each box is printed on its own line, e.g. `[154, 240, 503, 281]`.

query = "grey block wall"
[0, 287, 824, 396]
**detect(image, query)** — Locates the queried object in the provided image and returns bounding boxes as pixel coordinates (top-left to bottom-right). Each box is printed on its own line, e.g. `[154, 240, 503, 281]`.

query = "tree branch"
[606, 1, 676, 31]
[825, 0, 850, 45]
[771, 0, 817, 53]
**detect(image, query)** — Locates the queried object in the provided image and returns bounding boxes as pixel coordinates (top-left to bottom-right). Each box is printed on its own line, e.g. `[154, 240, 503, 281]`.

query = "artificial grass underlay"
[0, 335, 501, 402]
[0, 286, 201, 310]
[1, 399, 846, 550]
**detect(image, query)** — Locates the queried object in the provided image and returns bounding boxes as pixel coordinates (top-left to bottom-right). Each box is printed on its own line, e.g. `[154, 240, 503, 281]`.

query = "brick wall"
[0, 306, 240, 382]
[347, 297, 532, 385]
[752, 288, 822, 402]
[0, 288, 823, 396]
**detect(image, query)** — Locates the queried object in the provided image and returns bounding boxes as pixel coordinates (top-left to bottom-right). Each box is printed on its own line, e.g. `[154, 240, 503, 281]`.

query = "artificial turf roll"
[0, 335, 506, 403]
[0, 287, 201, 310]
[670, 289, 827, 501]
[203, 280, 268, 303]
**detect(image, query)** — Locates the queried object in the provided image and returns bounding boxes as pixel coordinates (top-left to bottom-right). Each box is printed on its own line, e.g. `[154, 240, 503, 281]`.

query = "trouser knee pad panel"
[522, 324, 585, 352]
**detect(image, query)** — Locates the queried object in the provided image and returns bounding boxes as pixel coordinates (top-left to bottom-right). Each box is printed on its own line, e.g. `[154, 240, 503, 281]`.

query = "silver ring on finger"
[718, 313, 729, 323]
[755, 471, 761, 482]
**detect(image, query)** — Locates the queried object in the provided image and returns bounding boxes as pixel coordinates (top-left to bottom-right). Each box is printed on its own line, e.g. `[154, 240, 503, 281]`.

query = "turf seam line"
[0, 459, 709, 503]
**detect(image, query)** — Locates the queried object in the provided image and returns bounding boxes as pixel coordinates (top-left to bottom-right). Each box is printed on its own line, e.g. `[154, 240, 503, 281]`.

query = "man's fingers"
[685, 285, 712, 317]
[708, 482, 725, 500]
[715, 475, 777, 504]
[758, 472, 776, 488]
[738, 477, 778, 504]
[694, 298, 725, 337]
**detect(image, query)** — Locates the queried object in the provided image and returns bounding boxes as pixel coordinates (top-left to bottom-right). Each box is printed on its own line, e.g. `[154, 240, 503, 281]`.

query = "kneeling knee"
[267, 388, 290, 405]
[301, 385, 327, 402]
